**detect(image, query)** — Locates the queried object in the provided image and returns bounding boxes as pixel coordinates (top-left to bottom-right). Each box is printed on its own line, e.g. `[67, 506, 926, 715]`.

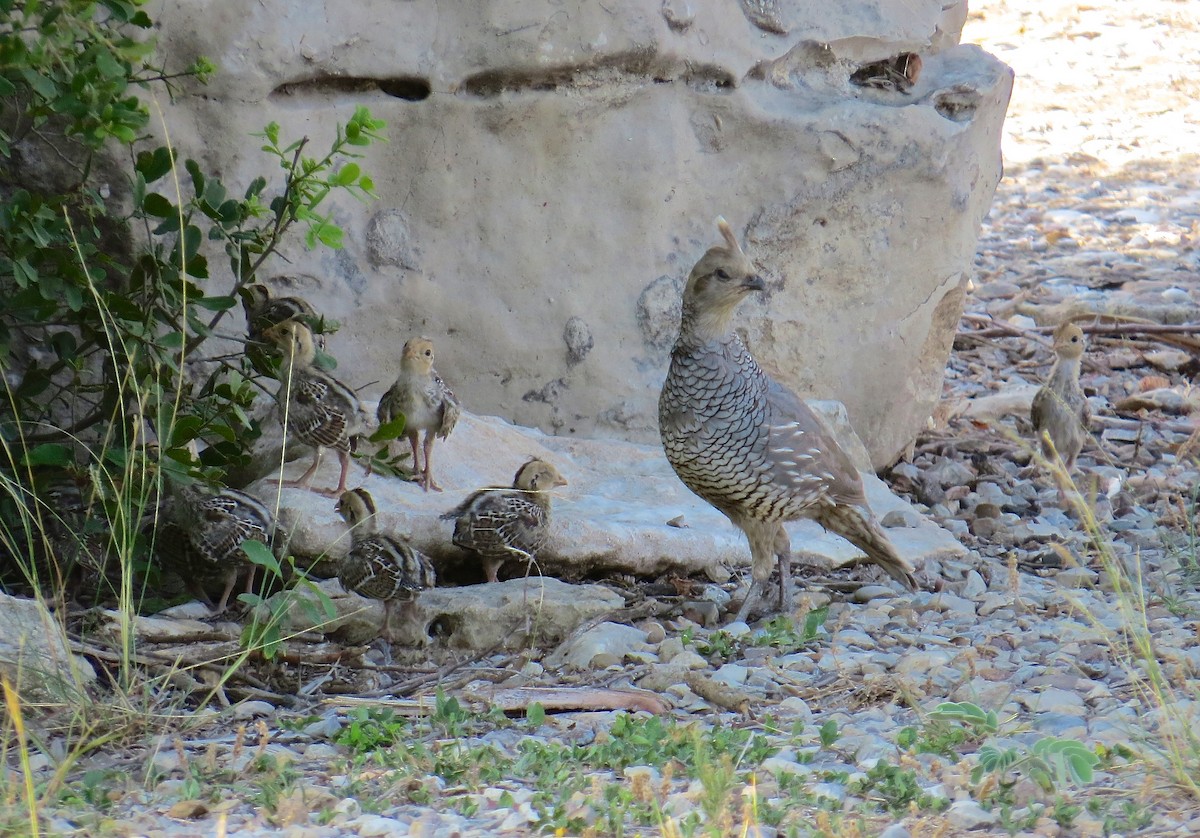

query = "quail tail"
[813, 503, 918, 591]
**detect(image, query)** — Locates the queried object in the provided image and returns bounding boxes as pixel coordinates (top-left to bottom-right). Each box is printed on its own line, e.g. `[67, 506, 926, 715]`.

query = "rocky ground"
[11, 0, 1200, 836]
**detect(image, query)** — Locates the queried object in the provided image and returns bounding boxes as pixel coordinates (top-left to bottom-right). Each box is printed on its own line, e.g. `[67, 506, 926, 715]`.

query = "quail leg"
[774, 526, 794, 613]
[422, 433, 442, 492]
[407, 431, 425, 489]
[482, 556, 503, 584]
[324, 449, 353, 498]
[284, 448, 323, 490]
[734, 578, 762, 624]
[213, 570, 239, 614]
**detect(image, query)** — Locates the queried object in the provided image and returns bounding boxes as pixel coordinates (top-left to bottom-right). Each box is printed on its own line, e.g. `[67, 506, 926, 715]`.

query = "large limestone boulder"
[155, 0, 1012, 466]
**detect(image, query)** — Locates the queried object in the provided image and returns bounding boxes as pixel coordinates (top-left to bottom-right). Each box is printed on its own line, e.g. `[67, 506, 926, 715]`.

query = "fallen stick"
[467, 685, 670, 716]
[961, 312, 1200, 351]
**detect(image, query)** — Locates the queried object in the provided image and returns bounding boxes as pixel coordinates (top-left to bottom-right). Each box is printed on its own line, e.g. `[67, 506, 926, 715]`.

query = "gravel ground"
[16, 1, 1200, 836]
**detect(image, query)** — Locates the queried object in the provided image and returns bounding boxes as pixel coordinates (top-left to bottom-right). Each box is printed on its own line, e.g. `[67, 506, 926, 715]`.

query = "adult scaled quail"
[658, 217, 918, 621]
[1031, 322, 1090, 472]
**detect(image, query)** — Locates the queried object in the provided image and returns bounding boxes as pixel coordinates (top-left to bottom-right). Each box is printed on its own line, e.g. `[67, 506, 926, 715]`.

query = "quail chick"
[161, 482, 285, 613]
[263, 319, 366, 496]
[1031, 322, 1090, 472]
[335, 488, 436, 640]
[378, 337, 461, 492]
[658, 217, 917, 622]
[441, 458, 567, 583]
[239, 281, 330, 373]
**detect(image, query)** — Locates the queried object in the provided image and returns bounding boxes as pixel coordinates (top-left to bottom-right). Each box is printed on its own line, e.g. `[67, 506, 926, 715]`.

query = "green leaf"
[50, 330, 77, 361]
[142, 192, 175, 217]
[193, 294, 236, 312]
[369, 417, 407, 443]
[22, 444, 73, 467]
[242, 539, 281, 577]
[315, 223, 343, 249]
[801, 605, 828, 641]
[330, 162, 360, 186]
[136, 147, 175, 182]
[526, 702, 546, 726]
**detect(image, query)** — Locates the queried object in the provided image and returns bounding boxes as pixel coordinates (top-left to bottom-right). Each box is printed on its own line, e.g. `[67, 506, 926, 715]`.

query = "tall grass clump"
[1031, 432, 1200, 803]
[1, 0, 383, 828]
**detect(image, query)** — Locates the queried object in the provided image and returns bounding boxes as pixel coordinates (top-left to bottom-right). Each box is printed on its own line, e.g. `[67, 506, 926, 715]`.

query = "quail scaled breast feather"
[657, 217, 918, 622]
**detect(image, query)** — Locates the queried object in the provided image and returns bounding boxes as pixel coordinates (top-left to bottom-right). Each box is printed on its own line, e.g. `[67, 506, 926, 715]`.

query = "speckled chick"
[378, 337, 460, 492]
[263, 319, 366, 497]
[335, 488, 436, 639]
[161, 482, 285, 613]
[658, 217, 917, 622]
[1031, 322, 1090, 471]
[239, 281, 330, 373]
[440, 458, 567, 583]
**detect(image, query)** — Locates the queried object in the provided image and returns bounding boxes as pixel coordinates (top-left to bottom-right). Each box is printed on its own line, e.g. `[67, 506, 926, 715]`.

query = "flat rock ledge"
[252, 403, 965, 587]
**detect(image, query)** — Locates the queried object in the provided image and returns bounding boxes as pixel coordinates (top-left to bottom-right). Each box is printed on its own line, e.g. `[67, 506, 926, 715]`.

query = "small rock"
[852, 585, 897, 603]
[545, 622, 649, 670]
[712, 664, 749, 686]
[946, 799, 997, 829]
[723, 621, 752, 638]
[669, 651, 709, 670]
[681, 600, 721, 626]
[778, 696, 814, 722]
[1055, 567, 1098, 589]
[1031, 687, 1086, 715]
[881, 509, 921, 528]
[233, 700, 275, 719]
[961, 570, 987, 598]
[303, 743, 340, 760]
[638, 620, 667, 644]
[658, 637, 685, 662]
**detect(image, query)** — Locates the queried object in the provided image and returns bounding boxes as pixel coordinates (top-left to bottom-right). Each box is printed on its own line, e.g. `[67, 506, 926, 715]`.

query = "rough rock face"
[0, 592, 94, 701]
[155, 0, 1012, 466]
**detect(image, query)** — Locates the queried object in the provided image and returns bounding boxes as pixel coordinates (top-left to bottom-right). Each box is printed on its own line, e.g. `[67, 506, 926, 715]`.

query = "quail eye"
[715, 269, 731, 281]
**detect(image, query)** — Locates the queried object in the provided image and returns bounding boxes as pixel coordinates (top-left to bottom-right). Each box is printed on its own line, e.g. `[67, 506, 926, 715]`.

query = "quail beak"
[554, 475, 569, 488]
[741, 274, 766, 293]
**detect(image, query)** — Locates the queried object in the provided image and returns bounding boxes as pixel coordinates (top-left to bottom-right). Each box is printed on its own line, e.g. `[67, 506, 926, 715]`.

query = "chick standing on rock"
[1031, 322, 1090, 472]
[441, 458, 567, 583]
[378, 337, 460, 492]
[335, 488, 436, 640]
[160, 482, 286, 613]
[262, 319, 366, 497]
[658, 217, 917, 622]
